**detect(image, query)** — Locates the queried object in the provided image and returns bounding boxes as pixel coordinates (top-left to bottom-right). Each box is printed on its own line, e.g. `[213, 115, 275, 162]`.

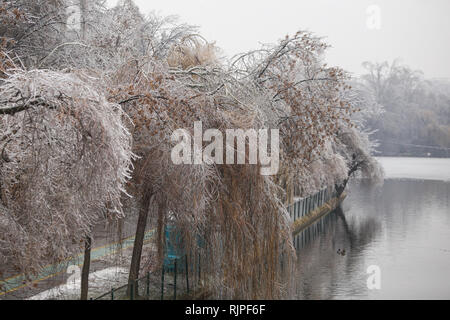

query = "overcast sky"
[107, 0, 450, 79]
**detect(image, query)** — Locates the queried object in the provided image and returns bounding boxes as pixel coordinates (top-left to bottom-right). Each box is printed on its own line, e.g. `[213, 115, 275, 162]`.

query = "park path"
[0, 229, 154, 297]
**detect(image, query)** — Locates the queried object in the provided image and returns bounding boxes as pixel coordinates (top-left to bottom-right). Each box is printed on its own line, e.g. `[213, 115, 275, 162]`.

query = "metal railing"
[92, 255, 199, 300]
[288, 187, 337, 222]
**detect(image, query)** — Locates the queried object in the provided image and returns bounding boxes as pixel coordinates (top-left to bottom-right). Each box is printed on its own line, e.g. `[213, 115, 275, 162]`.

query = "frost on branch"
[0, 69, 134, 277]
[335, 80, 384, 184]
[0, 0, 385, 298]
[112, 31, 383, 298]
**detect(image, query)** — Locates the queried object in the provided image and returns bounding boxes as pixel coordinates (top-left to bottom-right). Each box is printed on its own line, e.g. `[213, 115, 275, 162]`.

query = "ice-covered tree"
[0, 68, 133, 289]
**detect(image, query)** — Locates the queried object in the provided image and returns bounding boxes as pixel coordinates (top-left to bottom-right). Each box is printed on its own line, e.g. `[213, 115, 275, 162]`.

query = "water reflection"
[294, 179, 450, 299]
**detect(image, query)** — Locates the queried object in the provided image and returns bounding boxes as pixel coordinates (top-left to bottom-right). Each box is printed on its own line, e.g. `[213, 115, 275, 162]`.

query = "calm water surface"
[294, 157, 450, 299]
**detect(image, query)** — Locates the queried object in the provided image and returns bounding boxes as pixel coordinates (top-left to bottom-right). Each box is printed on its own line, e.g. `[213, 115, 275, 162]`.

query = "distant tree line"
[360, 60, 450, 157]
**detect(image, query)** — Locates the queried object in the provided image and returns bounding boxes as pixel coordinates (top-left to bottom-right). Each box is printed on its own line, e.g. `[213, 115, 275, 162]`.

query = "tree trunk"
[156, 199, 166, 267]
[80, 0, 87, 41]
[127, 192, 153, 297]
[335, 159, 362, 197]
[80, 236, 91, 300]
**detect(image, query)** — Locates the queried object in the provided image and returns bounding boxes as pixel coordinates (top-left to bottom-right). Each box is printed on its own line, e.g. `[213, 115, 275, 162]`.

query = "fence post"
[301, 199, 304, 217]
[292, 203, 295, 220]
[303, 199, 306, 216]
[185, 255, 190, 294]
[111, 288, 114, 300]
[307, 198, 309, 214]
[304, 198, 307, 215]
[174, 259, 177, 300]
[294, 203, 297, 220]
[299, 200, 301, 218]
[146, 272, 150, 299]
[307, 197, 310, 213]
[295, 202, 297, 219]
[161, 265, 165, 300]
[198, 252, 201, 285]
[312, 194, 315, 210]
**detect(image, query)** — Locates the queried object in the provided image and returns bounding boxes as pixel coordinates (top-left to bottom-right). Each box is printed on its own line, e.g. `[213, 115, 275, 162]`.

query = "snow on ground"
[27, 267, 128, 300]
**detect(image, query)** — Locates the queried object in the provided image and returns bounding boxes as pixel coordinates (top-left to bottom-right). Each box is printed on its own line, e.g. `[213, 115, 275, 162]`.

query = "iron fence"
[92, 255, 200, 300]
[288, 187, 337, 221]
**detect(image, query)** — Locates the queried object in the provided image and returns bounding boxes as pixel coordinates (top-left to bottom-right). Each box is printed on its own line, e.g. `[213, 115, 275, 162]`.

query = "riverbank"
[294, 160, 450, 299]
[292, 193, 347, 235]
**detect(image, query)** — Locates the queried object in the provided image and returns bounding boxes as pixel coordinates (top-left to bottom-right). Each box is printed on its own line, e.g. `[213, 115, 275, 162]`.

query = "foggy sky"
[107, 0, 450, 79]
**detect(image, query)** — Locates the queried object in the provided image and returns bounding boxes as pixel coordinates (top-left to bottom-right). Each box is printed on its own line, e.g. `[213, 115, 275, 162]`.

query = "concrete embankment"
[291, 193, 346, 235]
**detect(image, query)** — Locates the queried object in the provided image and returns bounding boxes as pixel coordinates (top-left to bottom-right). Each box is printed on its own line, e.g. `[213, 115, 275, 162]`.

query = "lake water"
[294, 157, 450, 299]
